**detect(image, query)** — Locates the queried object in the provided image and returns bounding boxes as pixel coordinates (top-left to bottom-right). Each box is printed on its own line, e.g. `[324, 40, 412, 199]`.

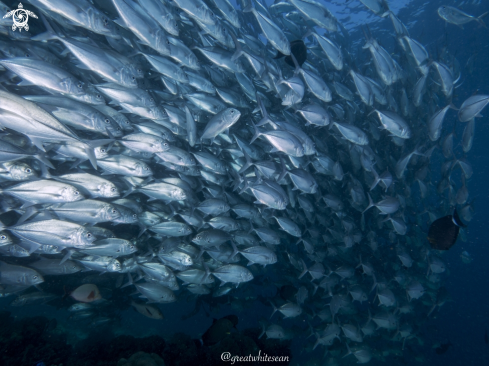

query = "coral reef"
[117, 352, 165, 366]
[0, 312, 166, 366]
[0, 311, 72, 366]
[0, 312, 291, 366]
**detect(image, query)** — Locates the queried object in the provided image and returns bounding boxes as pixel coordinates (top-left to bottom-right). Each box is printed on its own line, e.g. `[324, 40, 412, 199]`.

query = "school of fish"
[0, 0, 487, 363]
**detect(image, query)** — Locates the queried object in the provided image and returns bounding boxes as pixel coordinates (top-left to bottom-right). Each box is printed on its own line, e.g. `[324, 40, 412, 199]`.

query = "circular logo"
[12, 7, 29, 31]
[3, 3, 37, 32]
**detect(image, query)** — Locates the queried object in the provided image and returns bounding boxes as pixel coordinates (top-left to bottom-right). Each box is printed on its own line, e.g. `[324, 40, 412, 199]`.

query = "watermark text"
[221, 351, 289, 364]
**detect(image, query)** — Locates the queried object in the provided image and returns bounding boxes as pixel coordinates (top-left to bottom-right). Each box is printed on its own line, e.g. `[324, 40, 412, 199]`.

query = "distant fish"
[274, 40, 307, 67]
[428, 209, 466, 250]
[131, 301, 163, 319]
[435, 341, 452, 355]
[438, 6, 488, 28]
[460, 251, 472, 264]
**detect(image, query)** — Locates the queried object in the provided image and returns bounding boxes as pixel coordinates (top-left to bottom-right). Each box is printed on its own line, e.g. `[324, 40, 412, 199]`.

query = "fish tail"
[362, 193, 375, 214]
[17, 206, 38, 225]
[230, 240, 239, 261]
[477, 12, 488, 28]
[242, 3, 253, 12]
[452, 208, 466, 228]
[238, 148, 253, 174]
[226, 24, 244, 62]
[32, 14, 60, 42]
[369, 169, 380, 191]
[298, 259, 308, 279]
[34, 153, 54, 169]
[83, 139, 113, 169]
[249, 120, 262, 144]
[273, 50, 286, 60]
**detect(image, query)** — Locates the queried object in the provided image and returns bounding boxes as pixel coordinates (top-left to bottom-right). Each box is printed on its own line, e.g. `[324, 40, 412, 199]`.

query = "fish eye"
[132, 214, 137, 219]
[0, 235, 5, 240]
[112, 209, 117, 214]
[97, 94, 101, 98]
[132, 76, 136, 81]
[74, 191, 80, 195]
[25, 53, 30, 57]
[144, 166, 149, 170]
[77, 82, 83, 88]
[111, 187, 116, 192]
[87, 233, 92, 238]
[101, 148, 106, 153]
[105, 118, 110, 124]
[33, 275, 38, 279]
[26, 168, 31, 173]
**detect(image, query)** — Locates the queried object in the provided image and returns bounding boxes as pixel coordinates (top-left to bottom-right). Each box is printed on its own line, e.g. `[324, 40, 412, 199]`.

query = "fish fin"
[362, 193, 375, 214]
[20, 201, 37, 209]
[60, 249, 75, 264]
[69, 159, 85, 170]
[20, 241, 41, 254]
[113, 18, 128, 29]
[138, 223, 146, 238]
[123, 186, 136, 198]
[33, 13, 63, 42]
[225, 24, 244, 62]
[34, 153, 54, 169]
[17, 206, 38, 225]
[242, 3, 253, 12]
[249, 120, 262, 144]
[17, 80, 36, 86]
[121, 273, 134, 288]
[277, 156, 288, 182]
[298, 259, 308, 279]
[273, 50, 286, 60]
[477, 12, 488, 28]
[83, 139, 113, 169]
[29, 137, 46, 152]
[230, 240, 239, 261]
[238, 148, 253, 174]
[452, 208, 466, 228]
[289, 52, 301, 77]
[370, 169, 380, 191]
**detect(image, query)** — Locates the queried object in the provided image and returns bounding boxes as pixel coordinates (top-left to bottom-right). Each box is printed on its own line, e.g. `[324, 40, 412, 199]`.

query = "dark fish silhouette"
[279, 285, 297, 302]
[435, 341, 452, 354]
[274, 40, 307, 67]
[428, 209, 466, 250]
[201, 315, 238, 346]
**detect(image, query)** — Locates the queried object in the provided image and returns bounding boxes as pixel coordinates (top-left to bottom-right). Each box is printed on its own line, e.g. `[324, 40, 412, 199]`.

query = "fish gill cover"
[0, 0, 486, 364]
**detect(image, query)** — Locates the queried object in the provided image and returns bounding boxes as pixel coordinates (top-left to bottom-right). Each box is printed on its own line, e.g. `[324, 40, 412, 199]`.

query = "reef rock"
[118, 351, 165, 366]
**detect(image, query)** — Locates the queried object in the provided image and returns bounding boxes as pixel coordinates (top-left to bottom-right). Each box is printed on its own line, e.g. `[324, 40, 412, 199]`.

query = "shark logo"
[3, 3, 37, 32]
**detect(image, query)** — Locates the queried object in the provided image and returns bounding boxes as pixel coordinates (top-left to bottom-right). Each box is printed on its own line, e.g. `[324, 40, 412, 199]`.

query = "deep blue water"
[0, 0, 488, 365]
